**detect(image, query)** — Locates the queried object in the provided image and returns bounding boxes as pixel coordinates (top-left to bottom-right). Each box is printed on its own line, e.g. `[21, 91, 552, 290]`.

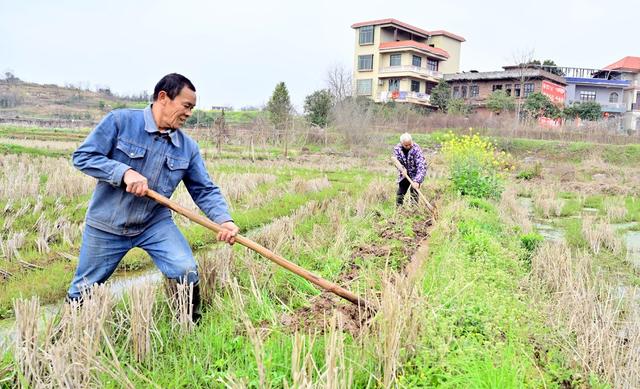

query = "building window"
[390, 54, 401, 66]
[388, 78, 400, 92]
[524, 83, 534, 97]
[359, 26, 374, 45]
[609, 92, 619, 103]
[453, 86, 460, 98]
[580, 90, 596, 101]
[504, 84, 512, 96]
[356, 79, 372, 95]
[426, 83, 434, 94]
[461, 85, 467, 98]
[492, 84, 503, 91]
[427, 59, 438, 71]
[470, 85, 479, 97]
[411, 80, 420, 92]
[358, 55, 373, 71]
[412, 55, 422, 67]
[514, 84, 521, 97]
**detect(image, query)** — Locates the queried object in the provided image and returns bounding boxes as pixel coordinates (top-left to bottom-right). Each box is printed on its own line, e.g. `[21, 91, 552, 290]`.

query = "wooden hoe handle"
[391, 157, 437, 218]
[146, 189, 372, 309]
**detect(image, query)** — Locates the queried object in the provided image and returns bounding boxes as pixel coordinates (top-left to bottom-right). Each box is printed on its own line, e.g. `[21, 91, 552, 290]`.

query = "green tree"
[447, 98, 472, 115]
[485, 90, 515, 114]
[303, 89, 333, 127]
[430, 79, 451, 111]
[521, 59, 564, 76]
[542, 60, 564, 76]
[266, 82, 292, 129]
[523, 92, 561, 119]
[563, 101, 602, 121]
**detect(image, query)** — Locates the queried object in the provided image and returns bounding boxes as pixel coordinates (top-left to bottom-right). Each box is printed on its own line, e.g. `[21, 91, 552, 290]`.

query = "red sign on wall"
[541, 80, 566, 104]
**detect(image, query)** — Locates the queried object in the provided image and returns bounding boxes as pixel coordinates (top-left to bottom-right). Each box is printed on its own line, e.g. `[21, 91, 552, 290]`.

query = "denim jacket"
[73, 106, 232, 236]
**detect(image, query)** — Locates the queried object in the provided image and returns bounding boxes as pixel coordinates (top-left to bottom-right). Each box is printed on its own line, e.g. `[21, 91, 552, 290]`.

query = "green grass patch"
[560, 198, 583, 217]
[0, 143, 69, 158]
[397, 196, 583, 387]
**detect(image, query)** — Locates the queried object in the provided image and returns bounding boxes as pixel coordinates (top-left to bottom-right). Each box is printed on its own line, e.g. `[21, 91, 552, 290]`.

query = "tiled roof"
[604, 56, 640, 72]
[379, 40, 450, 58]
[444, 69, 567, 85]
[351, 18, 465, 42]
[427, 30, 466, 43]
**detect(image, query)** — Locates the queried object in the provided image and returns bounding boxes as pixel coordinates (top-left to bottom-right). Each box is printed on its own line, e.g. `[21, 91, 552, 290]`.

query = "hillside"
[0, 79, 146, 123]
[0, 79, 263, 127]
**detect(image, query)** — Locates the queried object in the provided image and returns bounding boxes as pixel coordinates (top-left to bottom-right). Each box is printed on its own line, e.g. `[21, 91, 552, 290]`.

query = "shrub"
[516, 162, 542, 180]
[442, 132, 511, 199]
[520, 232, 543, 253]
[303, 89, 333, 127]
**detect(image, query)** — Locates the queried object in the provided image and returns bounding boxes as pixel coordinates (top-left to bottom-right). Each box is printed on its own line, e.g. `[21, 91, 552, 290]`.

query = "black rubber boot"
[192, 282, 202, 324]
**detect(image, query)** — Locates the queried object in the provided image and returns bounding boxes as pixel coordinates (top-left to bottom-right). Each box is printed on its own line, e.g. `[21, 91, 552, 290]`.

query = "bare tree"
[510, 49, 536, 125]
[325, 63, 353, 103]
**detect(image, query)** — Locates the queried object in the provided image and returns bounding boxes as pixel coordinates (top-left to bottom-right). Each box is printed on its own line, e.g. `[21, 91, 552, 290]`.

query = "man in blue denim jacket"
[67, 73, 238, 323]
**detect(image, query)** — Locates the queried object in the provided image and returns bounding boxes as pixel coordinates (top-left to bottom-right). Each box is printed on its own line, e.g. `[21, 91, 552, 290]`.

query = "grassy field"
[2, 126, 639, 387]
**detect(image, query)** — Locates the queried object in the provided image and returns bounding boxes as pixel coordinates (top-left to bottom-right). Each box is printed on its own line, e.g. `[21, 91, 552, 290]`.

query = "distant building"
[351, 18, 465, 107]
[443, 67, 567, 114]
[211, 105, 232, 111]
[602, 56, 640, 131]
[558, 66, 629, 121]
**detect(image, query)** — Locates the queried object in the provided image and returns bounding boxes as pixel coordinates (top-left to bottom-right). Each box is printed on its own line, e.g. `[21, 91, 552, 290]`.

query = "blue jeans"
[67, 217, 198, 299]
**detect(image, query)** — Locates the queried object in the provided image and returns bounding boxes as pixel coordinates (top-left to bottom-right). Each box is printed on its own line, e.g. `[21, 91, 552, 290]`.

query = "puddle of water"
[612, 222, 639, 231]
[108, 269, 162, 299]
[624, 231, 640, 268]
[518, 197, 565, 242]
[533, 221, 565, 242]
[518, 197, 534, 215]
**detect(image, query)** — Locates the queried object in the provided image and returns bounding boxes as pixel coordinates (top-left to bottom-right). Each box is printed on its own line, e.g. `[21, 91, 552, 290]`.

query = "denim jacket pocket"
[115, 138, 147, 171]
[116, 138, 146, 158]
[163, 155, 189, 195]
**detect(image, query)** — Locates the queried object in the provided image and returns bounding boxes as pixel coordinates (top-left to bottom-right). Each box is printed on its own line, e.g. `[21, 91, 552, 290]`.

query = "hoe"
[391, 157, 438, 219]
[146, 189, 374, 311]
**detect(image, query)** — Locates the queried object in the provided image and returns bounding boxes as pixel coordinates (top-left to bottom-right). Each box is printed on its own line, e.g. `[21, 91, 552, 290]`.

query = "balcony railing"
[567, 100, 626, 113]
[379, 91, 431, 104]
[379, 66, 442, 79]
[601, 103, 626, 113]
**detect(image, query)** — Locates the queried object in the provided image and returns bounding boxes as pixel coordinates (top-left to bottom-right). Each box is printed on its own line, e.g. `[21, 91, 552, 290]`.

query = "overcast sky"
[1, 0, 637, 111]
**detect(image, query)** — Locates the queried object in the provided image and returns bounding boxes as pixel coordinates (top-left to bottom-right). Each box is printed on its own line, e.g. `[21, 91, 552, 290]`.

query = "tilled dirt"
[277, 208, 434, 334]
[278, 292, 372, 336]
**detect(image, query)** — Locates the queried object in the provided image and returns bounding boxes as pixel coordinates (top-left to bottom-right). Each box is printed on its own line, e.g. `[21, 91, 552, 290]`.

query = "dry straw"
[532, 184, 563, 218]
[164, 278, 195, 334]
[128, 281, 158, 363]
[229, 278, 268, 389]
[12, 284, 136, 388]
[531, 241, 640, 387]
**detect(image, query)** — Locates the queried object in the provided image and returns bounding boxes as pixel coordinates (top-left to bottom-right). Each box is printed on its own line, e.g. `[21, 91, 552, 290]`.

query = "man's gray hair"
[400, 133, 412, 143]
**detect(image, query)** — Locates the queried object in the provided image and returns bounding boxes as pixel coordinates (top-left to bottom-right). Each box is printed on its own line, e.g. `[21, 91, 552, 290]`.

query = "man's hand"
[218, 221, 239, 245]
[411, 181, 421, 190]
[123, 169, 148, 197]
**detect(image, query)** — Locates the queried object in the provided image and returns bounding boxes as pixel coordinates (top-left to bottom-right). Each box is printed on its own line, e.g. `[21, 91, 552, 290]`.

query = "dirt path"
[404, 236, 431, 284]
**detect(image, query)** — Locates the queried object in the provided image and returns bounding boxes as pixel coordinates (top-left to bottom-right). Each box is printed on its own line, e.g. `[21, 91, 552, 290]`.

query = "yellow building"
[351, 18, 464, 106]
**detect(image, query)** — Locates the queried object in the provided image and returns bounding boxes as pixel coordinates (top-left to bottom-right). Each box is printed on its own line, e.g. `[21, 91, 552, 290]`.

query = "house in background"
[601, 56, 640, 131]
[351, 18, 464, 106]
[560, 66, 628, 120]
[443, 67, 566, 115]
